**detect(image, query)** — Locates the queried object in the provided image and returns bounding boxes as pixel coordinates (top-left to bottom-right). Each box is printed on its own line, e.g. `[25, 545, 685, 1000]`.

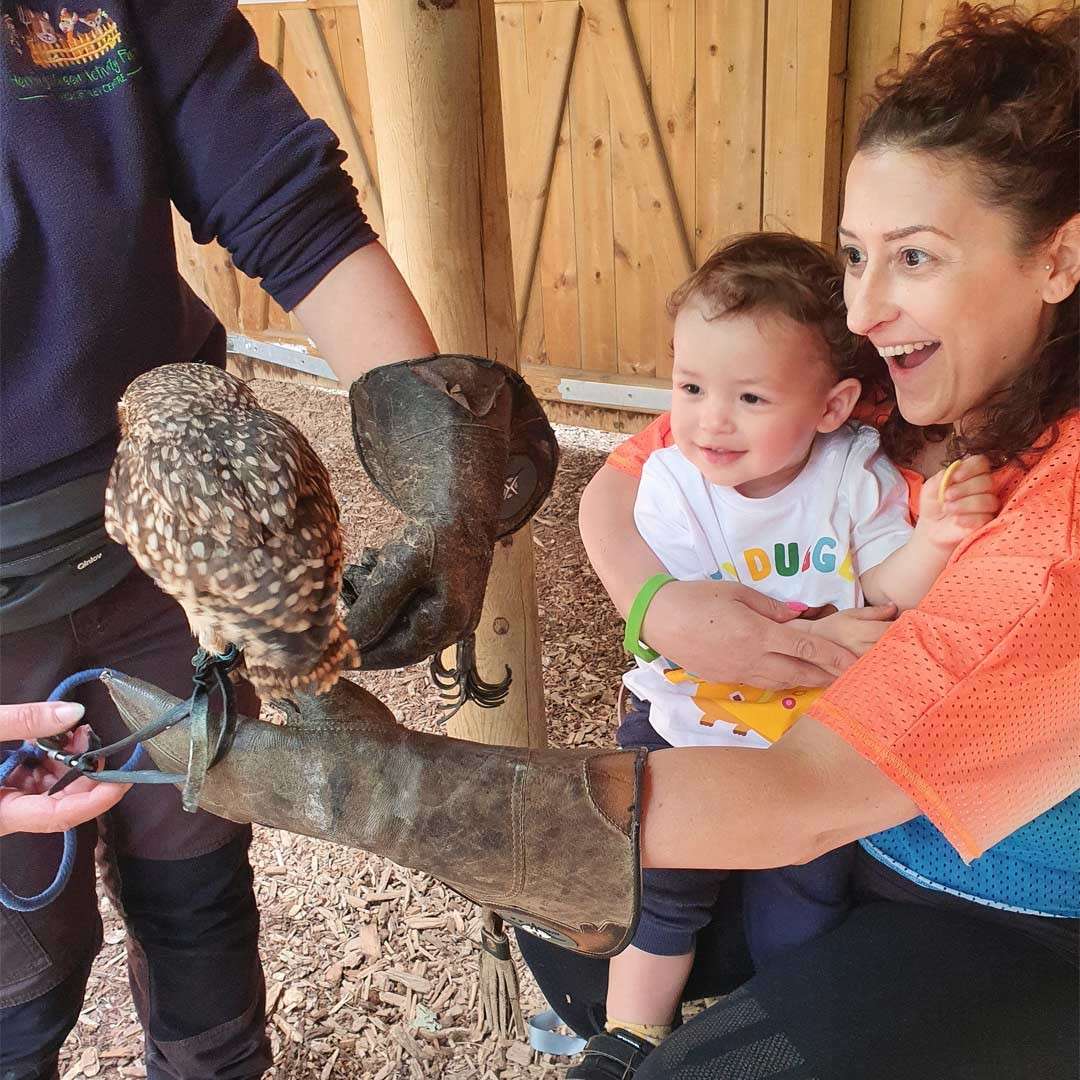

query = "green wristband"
[623, 574, 676, 662]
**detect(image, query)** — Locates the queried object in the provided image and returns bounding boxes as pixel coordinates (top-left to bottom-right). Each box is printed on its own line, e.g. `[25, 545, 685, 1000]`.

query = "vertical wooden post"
[357, 0, 546, 750]
[763, 0, 851, 244]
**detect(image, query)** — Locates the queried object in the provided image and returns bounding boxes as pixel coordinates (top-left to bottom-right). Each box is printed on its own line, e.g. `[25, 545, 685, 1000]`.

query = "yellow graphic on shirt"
[663, 668, 824, 744]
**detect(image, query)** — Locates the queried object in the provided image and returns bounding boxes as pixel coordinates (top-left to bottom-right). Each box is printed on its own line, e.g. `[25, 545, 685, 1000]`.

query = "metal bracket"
[555, 378, 670, 413]
[225, 334, 338, 382]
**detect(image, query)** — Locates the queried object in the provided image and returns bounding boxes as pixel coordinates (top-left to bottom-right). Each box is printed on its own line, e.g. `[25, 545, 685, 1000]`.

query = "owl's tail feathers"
[245, 620, 359, 699]
[309, 618, 360, 694]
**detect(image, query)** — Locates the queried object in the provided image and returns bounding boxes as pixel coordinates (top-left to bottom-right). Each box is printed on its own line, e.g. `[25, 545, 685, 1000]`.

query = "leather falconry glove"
[100, 669, 644, 958]
[342, 355, 558, 691]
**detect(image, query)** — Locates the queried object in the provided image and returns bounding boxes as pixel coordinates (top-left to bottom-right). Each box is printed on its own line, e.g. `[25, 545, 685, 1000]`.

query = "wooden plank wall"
[175, 0, 970, 425]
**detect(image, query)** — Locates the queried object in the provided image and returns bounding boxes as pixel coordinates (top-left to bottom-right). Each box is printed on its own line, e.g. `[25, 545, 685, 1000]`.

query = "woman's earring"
[1045, 264, 1052, 271]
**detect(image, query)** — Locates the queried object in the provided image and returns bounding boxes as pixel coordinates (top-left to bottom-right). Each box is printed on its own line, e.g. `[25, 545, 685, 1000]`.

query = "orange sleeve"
[810, 414, 1080, 861]
[605, 414, 674, 478]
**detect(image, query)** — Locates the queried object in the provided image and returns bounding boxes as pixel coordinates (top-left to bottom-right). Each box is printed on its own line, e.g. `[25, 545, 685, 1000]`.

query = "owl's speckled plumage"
[105, 363, 358, 696]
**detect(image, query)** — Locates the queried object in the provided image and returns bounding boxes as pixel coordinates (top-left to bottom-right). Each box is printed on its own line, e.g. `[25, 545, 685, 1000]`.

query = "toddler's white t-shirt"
[624, 422, 912, 749]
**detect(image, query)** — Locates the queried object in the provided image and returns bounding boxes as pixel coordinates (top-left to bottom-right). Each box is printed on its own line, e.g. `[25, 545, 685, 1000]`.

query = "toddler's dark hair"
[668, 232, 876, 384]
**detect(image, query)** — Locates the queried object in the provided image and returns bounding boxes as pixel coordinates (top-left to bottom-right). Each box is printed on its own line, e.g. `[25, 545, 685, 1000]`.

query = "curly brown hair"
[855, 3, 1079, 468]
[668, 232, 882, 388]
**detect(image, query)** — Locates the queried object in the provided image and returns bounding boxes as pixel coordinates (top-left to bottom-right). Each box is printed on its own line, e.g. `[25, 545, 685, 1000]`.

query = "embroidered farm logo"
[4, 7, 140, 101]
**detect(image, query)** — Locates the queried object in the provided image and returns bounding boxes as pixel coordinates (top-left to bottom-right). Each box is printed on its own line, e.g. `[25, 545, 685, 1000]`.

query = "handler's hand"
[642, 580, 860, 689]
[0, 702, 130, 836]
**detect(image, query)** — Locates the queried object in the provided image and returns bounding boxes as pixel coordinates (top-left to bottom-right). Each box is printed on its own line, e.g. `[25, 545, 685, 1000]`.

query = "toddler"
[570, 233, 995, 1079]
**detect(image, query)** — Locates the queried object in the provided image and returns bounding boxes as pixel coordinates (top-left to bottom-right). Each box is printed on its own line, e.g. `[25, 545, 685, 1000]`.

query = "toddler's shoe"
[566, 1028, 656, 1079]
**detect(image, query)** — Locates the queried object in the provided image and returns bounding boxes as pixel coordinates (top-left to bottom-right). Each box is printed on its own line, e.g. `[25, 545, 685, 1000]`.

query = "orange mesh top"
[606, 412, 1080, 861]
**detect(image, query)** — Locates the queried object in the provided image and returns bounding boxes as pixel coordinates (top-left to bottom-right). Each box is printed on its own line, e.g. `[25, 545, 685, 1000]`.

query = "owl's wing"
[104, 446, 139, 547]
[132, 410, 325, 548]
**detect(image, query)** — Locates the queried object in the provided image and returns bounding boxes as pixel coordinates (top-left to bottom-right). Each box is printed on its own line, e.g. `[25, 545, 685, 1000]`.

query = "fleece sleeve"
[133, 0, 377, 310]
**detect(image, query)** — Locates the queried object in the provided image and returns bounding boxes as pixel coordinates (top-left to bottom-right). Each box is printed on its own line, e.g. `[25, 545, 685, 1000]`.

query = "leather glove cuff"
[349, 354, 558, 537]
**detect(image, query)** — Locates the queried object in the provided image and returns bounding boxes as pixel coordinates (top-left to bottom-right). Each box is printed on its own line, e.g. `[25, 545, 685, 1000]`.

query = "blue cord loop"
[0, 669, 124, 913]
[0, 650, 239, 912]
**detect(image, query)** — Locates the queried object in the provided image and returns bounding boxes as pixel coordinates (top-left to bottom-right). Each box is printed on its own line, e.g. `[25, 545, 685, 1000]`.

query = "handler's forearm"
[639, 719, 920, 870]
[579, 465, 666, 617]
[294, 242, 438, 383]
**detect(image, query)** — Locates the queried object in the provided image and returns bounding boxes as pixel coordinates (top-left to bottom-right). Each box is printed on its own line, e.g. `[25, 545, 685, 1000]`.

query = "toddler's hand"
[807, 605, 897, 658]
[918, 455, 999, 551]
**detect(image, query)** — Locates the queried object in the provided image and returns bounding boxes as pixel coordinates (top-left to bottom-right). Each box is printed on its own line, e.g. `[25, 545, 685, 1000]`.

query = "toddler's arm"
[861, 456, 999, 610]
[579, 462, 857, 688]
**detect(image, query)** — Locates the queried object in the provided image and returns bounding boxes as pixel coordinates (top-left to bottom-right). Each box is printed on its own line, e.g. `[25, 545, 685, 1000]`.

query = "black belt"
[0, 471, 135, 635]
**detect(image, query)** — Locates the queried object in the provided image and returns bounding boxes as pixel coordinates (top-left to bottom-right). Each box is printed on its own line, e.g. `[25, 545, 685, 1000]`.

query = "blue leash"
[0, 668, 145, 913]
[1, 649, 239, 912]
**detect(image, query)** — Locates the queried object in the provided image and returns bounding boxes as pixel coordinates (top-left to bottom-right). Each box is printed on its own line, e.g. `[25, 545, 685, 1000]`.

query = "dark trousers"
[517, 852, 1080, 1079]
[0, 570, 271, 1080]
[617, 697, 853, 963]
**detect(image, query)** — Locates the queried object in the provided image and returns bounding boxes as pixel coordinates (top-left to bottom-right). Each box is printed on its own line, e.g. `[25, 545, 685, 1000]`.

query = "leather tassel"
[475, 906, 526, 1040]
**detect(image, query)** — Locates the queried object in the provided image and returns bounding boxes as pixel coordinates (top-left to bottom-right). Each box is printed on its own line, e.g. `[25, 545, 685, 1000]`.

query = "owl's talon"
[192, 644, 242, 682]
[430, 635, 512, 721]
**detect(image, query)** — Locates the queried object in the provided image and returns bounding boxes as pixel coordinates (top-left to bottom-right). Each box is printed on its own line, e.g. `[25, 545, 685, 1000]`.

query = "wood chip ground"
[57, 381, 634, 1079]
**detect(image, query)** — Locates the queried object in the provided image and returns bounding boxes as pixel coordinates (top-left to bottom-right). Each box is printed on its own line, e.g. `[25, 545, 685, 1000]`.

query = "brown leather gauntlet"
[343, 355, 558, 670]
[101, 670, 643, 957]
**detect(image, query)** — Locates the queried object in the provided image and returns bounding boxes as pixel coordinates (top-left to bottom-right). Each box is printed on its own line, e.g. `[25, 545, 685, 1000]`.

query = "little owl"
[105, 363, 358, 696]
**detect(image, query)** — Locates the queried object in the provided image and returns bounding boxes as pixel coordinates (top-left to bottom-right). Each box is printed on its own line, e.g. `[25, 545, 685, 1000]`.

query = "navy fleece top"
[1, 0, 376, 502]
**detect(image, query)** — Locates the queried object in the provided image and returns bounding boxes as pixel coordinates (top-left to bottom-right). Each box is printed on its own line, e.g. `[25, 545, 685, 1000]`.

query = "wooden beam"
[762, 0, 850, 244]
[357, 0, 545, 751]
[579, 0, 695, 287]
[899, 0, 959, 57]
[496, 2, 581, 338]
[696, 0, 765, 254]
[842, 0, 902, 181]
[569, 16, 618, 373]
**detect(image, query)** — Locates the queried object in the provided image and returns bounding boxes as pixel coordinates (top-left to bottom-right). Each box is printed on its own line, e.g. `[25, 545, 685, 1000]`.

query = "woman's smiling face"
[840, 148, 1054, 429]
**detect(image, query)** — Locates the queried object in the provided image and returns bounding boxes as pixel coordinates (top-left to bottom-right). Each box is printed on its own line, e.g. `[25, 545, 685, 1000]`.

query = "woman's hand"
[642, 580, 861, 687]
[579, 465, 858, 688]
[0, 702, 130, 836]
